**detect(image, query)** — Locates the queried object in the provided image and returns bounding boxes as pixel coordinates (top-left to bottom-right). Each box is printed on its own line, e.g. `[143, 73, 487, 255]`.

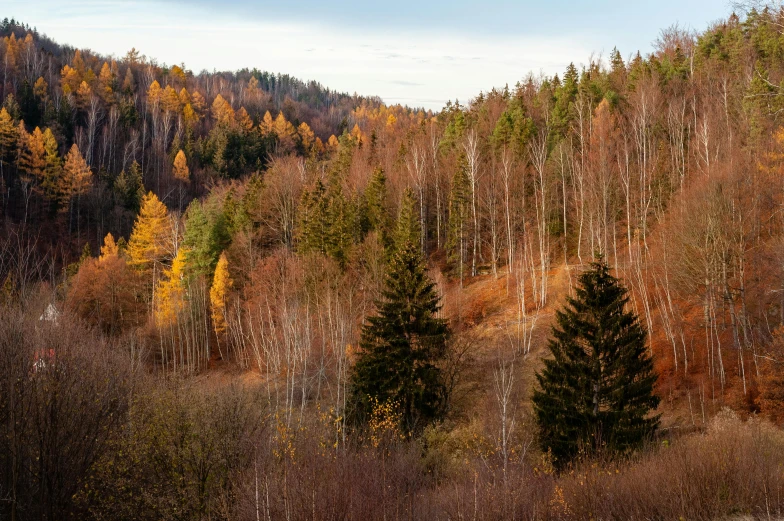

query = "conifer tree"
[59, 144, 92, 211]
[182, 199, 229, 277]
[155, 247, 188, 327]
[127, 191, 171, 275]
[99, 232, 119, 261]
[17, 124, 46, 190]
[41, 128, 61, 202]
[0, 107, 17, 177]
[363, 167, 390, 243]
[446, 154, 471, 282]
[210, 251, 232, 339]
[297, 179, 329, 255]
[350, 190, 451, 432]
[172, 149, 189, 182]
[532, 258, 659, 467]
[114, 161, 145, 212]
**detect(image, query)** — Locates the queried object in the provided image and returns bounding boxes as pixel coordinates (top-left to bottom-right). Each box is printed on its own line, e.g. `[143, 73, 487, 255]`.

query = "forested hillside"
[6, 5, 784, 519]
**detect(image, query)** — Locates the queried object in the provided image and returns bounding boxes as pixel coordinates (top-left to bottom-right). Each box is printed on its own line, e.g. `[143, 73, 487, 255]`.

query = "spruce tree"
[532, 258, 659, 467]
[350, 189, 451, 433]
[446, 154, 471, 282]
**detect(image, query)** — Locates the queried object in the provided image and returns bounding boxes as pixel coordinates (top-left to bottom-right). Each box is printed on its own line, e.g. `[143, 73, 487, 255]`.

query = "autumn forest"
[5, 4, 784, 519]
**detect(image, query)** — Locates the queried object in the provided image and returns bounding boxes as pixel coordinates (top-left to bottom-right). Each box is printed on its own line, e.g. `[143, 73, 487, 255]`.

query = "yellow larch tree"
[155, 246, 189, 327]
[211, 94, 235, 126]
[127, 191, 171, 274]
[98, 62, 114, 101]
[76, 81, 92, 110]
[60, 144, 92, 211]
[0, 108, 17, 177]
[41, 128, 62, 201]
[162, 85, 180, 113]
[183, 103, 199, 128]
[99, 232, 119, 261]
[170, 64, 187, 86]
[210, 251, 233, 338]
[33, 77, 48, 100]
[147, 80, 162, 107]
[298, 122, 315, 151]
[60, 65, 81, 95]
[260, 111, 274, 134]
[178, 88, 191, 106]
[350, 123, 363, 145]
[273, 112, 296, 151]
[236, 107, 253, 132]
[172, 149, 190, 182]
[191, 91, 207, 114]
[17, 125, 46, 190]
[71, 50, 86, 77]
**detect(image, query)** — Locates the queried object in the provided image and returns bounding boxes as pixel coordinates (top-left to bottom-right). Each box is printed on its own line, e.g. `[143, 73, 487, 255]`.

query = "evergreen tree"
[182, 198, 229, 277]
[532, 258, 659, 467]
[446, 154, 471, 282]
[296, 178, 329, 255]
[350, 191, 451, 433]
[362, 166, 390, 243]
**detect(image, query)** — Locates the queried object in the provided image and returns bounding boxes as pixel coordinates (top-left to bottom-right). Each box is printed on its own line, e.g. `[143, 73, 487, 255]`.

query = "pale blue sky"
[6, 0, 732, 110]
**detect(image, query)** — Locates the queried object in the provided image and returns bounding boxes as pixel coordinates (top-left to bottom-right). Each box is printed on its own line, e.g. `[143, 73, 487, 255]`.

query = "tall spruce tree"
[532, 258, 659, 467]
[350, 189, 451, 433]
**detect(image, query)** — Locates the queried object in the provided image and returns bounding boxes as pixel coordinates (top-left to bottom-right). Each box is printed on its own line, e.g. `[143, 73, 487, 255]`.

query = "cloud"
[389, 80, 424, 87]
[7, 0, 728, 111]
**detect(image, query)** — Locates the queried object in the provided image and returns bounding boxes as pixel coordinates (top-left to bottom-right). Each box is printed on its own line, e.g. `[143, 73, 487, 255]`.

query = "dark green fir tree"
[532, 258, 659, 467]
[349, 188, 451, 433]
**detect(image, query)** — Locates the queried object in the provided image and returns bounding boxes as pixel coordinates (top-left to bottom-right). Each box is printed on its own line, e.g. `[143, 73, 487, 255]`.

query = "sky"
[5, 0, 732, 110]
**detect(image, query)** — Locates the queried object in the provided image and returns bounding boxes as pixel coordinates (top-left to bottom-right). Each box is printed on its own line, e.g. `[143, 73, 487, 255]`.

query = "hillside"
[5, 4, 784, 519]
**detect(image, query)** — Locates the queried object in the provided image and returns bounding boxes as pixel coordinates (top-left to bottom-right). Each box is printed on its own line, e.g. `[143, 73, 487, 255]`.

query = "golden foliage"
[210, 251, 233, 337]
[155, 247, 189, 327]
[99, 233, 119, 261]
[298, 121, 315, 151]
[60, 144, 92, 210]
[172, 149, 190, 182]
[147, 80, 162, 106]
[236, 107, 253, 132]
[127, 191, 171, 273]
[211, 94, 235, 126]
[260, 110, 274, 134]
[17, 125, 46, 188]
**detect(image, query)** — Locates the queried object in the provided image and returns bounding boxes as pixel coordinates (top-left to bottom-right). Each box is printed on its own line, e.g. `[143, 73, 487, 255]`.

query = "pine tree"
[532, 258, 660, 467]
[349, 193, 451, 433]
